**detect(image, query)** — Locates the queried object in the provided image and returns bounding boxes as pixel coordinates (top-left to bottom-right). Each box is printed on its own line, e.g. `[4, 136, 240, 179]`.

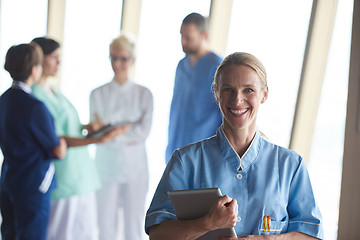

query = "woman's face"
[216, 64, 268, 134]
[42, 48, 60, 77]
[110, 47, 134, 77]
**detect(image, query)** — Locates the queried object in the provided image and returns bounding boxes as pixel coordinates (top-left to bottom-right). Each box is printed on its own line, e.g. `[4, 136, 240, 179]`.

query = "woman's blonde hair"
[213, 52, 267, 99]
[109, 32, 137, 58]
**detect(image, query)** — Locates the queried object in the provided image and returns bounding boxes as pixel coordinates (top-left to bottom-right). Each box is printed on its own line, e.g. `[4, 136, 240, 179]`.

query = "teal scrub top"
[32, 83, 100, 200]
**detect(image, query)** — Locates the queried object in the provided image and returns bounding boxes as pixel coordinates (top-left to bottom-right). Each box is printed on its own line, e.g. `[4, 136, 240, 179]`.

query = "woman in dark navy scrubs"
[0, 43, 67, 240]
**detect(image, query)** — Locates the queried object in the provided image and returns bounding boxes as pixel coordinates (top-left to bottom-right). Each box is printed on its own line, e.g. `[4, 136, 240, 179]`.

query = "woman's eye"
[223, 88, 233, 92]
[245, 88, 254, 93]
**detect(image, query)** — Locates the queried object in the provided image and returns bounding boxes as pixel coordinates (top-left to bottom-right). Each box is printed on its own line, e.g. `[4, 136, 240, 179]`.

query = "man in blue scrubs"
[165, 12, 223, 163]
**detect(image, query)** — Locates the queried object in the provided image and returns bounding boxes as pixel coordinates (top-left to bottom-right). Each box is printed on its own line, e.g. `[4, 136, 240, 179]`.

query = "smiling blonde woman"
[145, 52, 323, 240]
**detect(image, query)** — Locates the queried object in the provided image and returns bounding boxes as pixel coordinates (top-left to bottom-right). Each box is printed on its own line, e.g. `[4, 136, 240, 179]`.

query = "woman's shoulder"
[91, 81, 112, 93]
[12, 87, 46, 107]
[131, 81, 151, 91]
[90, 82, 114, 100]
[129, 82, 153, 99]
[168, 136, 218, 168]
[32, 83, 61, 99]
[31, 83, 46, 96]
[175, 135, 218, 156]
[260, 137, 303, 162]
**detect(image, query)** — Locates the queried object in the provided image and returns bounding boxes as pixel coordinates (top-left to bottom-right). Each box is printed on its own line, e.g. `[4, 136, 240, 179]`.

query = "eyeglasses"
[109, 55, 132, 63]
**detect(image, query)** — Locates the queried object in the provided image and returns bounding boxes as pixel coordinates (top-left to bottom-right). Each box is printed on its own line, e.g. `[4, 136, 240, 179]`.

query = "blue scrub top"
[146, 127, 323, 239]
[0, 84, 59, 193]
[165, 52, 223, 163]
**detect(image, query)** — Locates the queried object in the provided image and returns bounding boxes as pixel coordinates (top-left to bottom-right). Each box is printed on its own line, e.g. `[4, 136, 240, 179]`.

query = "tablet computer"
[86, 121, 135, 138]
[167, 188, 237, 240]
[86, 124, 118, 138]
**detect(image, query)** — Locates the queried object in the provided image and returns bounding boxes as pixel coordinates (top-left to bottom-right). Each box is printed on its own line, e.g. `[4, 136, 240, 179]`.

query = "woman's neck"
[37, 75, 53, 93]
[223, 125, 256, 158]
[114, 74, 128, 85]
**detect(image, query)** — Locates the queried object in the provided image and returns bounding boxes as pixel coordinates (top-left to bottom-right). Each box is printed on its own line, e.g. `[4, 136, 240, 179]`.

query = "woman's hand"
[149, 195, 239, 240]
[97, 124, 132, 143]
[84, 113, 104, 133]
[204, 195, 239, 231]
[52, 137, 67, 159]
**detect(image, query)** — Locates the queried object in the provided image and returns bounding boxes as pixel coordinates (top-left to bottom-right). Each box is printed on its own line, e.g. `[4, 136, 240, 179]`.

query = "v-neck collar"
[184, 52, 212, 69]
[217, 126, 262, 172]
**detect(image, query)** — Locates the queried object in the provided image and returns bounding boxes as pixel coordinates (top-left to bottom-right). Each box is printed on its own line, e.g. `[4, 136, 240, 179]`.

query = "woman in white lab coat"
[90, 33, 153, 240]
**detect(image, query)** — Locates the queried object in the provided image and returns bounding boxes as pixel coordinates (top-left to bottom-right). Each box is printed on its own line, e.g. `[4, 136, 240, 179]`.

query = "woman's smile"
[229, 107, 248, 116]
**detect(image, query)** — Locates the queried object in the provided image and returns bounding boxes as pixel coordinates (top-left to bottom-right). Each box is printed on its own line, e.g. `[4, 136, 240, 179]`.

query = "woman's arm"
[219, 231, 319, 240]
[63, 125, 130, 147]
[149, 195, 238, 240]
[83, 113, 104, 133]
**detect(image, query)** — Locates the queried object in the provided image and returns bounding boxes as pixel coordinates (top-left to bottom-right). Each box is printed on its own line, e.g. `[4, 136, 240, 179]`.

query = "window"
[308, 1, 354, 239]
[60, 0, 123, 123]
[0, 0, 48, 165]
[226, 0, 313, 147]
[0, 0, 48, 94]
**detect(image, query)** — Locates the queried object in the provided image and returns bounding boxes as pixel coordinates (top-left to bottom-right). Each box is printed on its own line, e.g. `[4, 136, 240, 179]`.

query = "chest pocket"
[258, 217, 288, 235]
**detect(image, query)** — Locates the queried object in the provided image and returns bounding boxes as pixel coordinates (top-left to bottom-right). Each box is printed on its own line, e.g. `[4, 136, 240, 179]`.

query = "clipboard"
[167, 188, 237, 240]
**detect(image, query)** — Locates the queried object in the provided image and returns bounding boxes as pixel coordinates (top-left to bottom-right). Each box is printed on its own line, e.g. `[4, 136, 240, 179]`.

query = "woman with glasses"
[90, 33, 153, 240]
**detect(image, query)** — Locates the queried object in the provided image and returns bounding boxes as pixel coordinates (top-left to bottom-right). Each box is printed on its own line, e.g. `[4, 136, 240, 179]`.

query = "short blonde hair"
[109, 32, 137, 58]
[213, 52, 267, 99]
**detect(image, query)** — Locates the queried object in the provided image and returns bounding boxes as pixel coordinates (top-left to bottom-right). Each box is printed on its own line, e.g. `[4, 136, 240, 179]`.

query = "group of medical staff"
[0, 12, 323, 240]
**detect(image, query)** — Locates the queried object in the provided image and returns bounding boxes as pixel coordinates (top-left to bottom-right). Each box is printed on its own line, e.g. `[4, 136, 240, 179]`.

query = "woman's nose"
[233, 91, 244, 103]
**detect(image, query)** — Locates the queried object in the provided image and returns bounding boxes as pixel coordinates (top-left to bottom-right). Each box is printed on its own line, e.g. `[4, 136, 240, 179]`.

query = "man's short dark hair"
[4, 44, 42, 82]
[182, 12, 208, 33]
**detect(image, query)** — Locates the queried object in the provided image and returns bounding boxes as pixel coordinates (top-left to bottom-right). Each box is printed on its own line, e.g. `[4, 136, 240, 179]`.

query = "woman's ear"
[261, 86, 269, 104]
[214, 89, 220, 102]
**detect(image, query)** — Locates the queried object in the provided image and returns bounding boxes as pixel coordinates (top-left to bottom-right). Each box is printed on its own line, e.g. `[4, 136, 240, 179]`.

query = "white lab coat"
[90, 79, 153, 240]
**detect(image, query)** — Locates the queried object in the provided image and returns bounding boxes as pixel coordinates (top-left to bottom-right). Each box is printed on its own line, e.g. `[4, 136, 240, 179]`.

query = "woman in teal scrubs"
[31, 37, 121, 240]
